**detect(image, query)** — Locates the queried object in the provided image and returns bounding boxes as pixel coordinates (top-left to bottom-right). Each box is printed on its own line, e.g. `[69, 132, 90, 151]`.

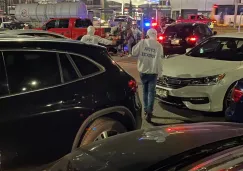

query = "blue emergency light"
[145, 22, 150, 27]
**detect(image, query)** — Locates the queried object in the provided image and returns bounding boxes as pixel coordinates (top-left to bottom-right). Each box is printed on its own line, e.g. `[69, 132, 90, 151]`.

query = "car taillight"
[128, 80, 137, 93]
[152, 22, 157, 27]
[158, 35, 164, 41]
[186, 36, 197, 43]
[232, 88, 243, 102]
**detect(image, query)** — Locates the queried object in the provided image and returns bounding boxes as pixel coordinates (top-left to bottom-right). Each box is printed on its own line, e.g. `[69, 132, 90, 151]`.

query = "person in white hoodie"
[81, 26, 116, 45]
[132, 28, 163, 122]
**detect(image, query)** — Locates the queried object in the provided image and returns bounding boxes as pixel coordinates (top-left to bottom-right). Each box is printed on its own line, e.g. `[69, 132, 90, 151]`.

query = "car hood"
[162, 55, 241, 78]
[37, 122, 243, 171]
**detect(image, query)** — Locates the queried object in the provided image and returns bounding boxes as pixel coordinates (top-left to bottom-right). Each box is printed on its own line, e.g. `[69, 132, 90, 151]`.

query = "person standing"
[126, 24, 135, 57]
[132, 28, 164, 123]
[81, 26, 116, 45]
[132, 23, 142, 43]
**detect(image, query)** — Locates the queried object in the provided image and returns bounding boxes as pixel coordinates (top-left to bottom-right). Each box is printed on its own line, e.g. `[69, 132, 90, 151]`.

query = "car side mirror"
[213, 31, 217, 35]
[186, 48, 192, 53]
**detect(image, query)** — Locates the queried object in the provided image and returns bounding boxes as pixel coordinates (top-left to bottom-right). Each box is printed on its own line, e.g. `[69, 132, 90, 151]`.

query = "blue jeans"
[140, 73, 157, 114]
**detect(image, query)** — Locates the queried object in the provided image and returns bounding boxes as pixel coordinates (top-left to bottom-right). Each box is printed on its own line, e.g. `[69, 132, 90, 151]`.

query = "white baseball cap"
[147, 28, 157, 39]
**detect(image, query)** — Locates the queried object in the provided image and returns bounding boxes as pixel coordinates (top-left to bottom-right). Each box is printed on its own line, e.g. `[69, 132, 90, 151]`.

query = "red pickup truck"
[37, 18, 110, 40]
[176, 14, 213, 25]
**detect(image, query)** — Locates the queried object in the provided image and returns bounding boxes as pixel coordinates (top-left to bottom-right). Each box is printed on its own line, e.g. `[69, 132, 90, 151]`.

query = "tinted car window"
[4, 51, 61, 94]
[204, 25, 213, 36]
[70, 54, 100, 76]
[0, 55, 8, 96]
[164, 25, 193, 37]
[59, 53, 79, 82]
[75, 19, 93, 28]
[46, 20, 56, 29]
[194, 25, 205, 35]
[57, 19, 69, 28]
[187, 38, 243, 61]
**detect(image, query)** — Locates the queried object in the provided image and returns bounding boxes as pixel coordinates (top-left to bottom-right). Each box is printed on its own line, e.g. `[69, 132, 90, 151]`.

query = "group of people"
[81, 24, 163, 123]
[81, 22, 142, 57]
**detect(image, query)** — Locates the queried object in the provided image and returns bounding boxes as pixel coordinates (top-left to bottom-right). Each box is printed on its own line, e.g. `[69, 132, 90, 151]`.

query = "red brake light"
[186, 36, 197, 43]
[232, 88, 243, 102]
[158, 35, 164, 40]
[128, 80, 137, 93]
[152, 22, 157, 27]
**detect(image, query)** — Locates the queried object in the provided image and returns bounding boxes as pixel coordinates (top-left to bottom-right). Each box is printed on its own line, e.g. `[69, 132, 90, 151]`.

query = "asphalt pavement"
[112, 56, 225, 129]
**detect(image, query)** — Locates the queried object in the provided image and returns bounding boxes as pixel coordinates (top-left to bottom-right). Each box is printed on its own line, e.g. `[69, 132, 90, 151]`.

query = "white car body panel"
[157, 33, 243, 112]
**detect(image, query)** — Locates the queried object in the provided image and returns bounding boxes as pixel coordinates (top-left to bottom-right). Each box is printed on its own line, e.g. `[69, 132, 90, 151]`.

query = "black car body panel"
[225, 79, 243, 122]
[162, 23, 213, 55]
[37, 122, 243, 171]
[0, 38, 142, 170]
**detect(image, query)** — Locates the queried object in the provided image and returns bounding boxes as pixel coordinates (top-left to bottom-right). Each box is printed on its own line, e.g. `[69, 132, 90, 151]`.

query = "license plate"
[156, 88, 168, 98]
[171, 39, 180, 45]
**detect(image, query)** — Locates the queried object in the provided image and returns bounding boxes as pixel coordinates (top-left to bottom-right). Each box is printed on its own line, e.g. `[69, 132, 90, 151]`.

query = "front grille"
[157, 76, 191, 89]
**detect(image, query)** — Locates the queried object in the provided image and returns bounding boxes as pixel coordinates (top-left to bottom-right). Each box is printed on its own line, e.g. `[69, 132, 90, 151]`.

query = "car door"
[72, 19, 93, 40]
[0, 50, 86, 168]
[46, 19, 71, 38]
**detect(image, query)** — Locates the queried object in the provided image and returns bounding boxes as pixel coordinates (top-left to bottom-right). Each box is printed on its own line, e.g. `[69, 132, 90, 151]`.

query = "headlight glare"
[189, 74, 225, 85]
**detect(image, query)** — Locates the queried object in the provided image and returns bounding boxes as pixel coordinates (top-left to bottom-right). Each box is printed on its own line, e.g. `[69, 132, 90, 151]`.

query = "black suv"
[159, 23, 216, 55]
[0, 37, 142, 170]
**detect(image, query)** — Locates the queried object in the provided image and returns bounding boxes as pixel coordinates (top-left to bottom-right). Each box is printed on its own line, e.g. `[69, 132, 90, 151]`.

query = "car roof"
[0, 37, 106, 50]
[213, 32, 243, 38]
[45, 122, 243, 171]
[169, 23, 205, 27]
[0, 34, 41, 38]
[0, 29, 67, 38]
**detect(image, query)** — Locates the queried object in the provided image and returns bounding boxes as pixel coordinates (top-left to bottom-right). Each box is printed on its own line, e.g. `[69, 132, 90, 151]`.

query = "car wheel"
[223, 83, 236, 111]
[80, 117, 127, 146]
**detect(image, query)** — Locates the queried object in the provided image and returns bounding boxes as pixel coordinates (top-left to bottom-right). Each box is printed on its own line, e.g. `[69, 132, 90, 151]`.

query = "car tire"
[80, 117, 127, 146]
[223, 83, 236, 111]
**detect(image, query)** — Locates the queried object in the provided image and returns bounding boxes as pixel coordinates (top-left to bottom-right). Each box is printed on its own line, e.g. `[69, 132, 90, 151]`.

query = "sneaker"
[128, 54, 132, 57]
[145, 113, 152, 123]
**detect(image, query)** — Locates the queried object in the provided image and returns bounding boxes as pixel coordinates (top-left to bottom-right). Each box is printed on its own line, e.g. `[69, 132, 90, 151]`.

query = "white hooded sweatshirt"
[132, 28, 163, 76]
[81, 26, 113, 45]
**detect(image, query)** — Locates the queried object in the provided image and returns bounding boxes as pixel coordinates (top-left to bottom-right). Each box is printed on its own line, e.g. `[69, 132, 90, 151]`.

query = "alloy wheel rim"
[95, 130, 119, 141]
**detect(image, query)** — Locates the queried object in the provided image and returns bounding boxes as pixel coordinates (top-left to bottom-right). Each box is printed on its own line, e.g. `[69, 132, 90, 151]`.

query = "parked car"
[0, 29, 68, 39]
[176, 14, 213, 25]
[0, 36, 142, 170]
[36, 18, 110, 40]
[158, 23, 216, 55]
[33, 122, 243, 171]
[225, 80, 243, 122]
[156, 33, 243, 113]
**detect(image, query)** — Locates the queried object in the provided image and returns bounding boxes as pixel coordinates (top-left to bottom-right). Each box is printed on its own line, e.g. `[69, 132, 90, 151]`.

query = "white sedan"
[156, 33, 243, 112]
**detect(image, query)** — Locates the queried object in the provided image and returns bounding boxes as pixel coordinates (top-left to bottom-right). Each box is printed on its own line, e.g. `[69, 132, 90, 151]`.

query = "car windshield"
[164, 25, 193, 37]
[186, 37, 243, 61]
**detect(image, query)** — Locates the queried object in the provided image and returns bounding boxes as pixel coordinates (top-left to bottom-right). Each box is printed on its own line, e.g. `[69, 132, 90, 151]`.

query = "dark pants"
[140, 73, 158, 114]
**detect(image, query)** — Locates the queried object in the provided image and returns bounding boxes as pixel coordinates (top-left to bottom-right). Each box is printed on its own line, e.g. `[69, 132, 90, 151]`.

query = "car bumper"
[156, 83, 227, 112]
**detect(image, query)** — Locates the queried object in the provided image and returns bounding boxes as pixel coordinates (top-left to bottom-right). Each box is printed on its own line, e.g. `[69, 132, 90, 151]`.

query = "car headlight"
[189, 74, 225, 86]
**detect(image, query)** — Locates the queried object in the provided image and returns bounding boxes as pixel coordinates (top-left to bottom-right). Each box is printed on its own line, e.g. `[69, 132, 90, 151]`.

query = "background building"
[170, 0, 236, 19]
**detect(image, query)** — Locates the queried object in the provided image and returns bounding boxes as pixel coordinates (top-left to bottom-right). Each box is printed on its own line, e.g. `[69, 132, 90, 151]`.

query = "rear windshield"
[114, 18, 127, 22]
[164, 25, 193, 37]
